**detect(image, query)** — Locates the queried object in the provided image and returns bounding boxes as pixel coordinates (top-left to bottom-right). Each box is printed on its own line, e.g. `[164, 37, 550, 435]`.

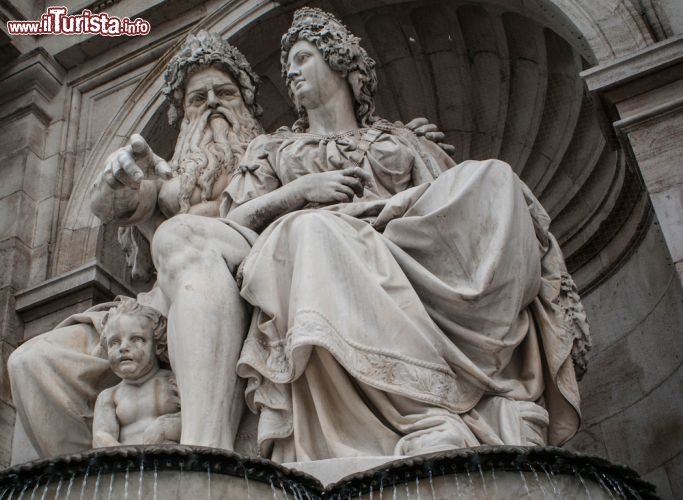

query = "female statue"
[216, 8, 590, 461]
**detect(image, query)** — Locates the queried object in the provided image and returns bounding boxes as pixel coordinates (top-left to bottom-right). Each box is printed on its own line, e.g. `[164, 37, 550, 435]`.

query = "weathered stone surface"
[0, 341, 14, 404]
[0, 238, 30, 290]
[624, 108, 683, 194]
[0, 112, 48, 159]
[599, 364, 683, 474]
[664, 449, 683, 498]
[580, 266, 682, 424]
[0, 153, 26, 200]
[0, 193, 36, 247]
[0, 288, 22, 347]
[643, 465, 675, 500]
[581, 221, 676, 349]
[565, 426, 609, 457]
[0, 399, 15, 467]
[22, 152, 59, 204]
[579, 339, 644, 426]
[650, 187, 683, 263]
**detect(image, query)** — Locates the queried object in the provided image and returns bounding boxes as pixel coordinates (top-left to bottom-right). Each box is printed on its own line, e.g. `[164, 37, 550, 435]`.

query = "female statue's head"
[281, 8, 378, 131]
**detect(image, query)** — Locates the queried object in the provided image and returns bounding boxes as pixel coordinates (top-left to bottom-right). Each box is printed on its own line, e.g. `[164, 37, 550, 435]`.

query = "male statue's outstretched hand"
[91, 134, 172, 225]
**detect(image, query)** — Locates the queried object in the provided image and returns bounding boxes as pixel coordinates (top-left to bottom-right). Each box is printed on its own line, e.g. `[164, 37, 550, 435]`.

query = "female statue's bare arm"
[227, 167, 369, 232]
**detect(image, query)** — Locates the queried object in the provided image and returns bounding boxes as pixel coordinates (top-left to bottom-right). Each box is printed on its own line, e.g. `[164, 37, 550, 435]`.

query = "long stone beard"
[170, 105, 263, 213]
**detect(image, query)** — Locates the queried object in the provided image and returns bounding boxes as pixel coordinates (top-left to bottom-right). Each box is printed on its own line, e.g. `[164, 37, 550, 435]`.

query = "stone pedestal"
[583, 35, 683, 285]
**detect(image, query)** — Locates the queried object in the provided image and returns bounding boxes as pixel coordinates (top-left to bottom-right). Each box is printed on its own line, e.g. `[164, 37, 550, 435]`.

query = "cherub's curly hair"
[281, 8, 379, 132]
[163, 30, 262, 126]
[101, 298, 169, 365]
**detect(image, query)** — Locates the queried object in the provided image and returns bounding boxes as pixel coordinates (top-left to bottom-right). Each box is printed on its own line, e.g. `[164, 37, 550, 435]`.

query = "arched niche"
[55, 0, 655, 292]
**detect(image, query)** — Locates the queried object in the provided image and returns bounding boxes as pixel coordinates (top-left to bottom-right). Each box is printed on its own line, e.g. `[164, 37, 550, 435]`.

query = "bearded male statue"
[91, 31, 264, 281]
[7, 30, 448, 457]
[7, 31, 265, 457]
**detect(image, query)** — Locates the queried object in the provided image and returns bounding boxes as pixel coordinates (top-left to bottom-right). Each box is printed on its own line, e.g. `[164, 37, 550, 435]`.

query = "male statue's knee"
[152, 214, 203, 263]
[7, 343, 40, 381]
[7, 348, 22, 379]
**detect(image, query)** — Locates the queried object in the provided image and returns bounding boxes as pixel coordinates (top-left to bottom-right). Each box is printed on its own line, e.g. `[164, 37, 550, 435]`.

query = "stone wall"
[0, 49, 65, 466]
[567, 219, 683, 499]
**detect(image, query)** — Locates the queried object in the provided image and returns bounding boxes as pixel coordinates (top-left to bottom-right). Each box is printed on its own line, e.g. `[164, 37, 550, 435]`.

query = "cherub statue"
[92, 299, 180, 447]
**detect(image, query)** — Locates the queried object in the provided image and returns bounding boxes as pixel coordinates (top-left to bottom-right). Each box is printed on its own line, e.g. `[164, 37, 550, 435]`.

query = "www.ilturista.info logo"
[7, 7, 150, 36]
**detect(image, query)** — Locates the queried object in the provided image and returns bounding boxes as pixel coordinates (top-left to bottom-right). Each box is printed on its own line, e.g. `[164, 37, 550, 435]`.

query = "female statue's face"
[286, 40, 348, 110]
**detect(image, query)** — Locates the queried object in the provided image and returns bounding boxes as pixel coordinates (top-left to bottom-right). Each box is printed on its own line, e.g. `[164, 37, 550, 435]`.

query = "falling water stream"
[519, 468, 531, 496]
[477, 464, 487, 497]
[54, 476, 63, 499]
[573, 466, 594, 500]
[79, 466, 90, 500]
[206, 462, 211, 500]
[244, 464, 252, 499]
[28, 480, 38, 500]
[545, 463, 564, 499]
[137, 462, 144, 500]
[528, 463, 549, 499]
[490, 464, 498, 498]
[279, 479, 289, 500]
[92, 468, 102, 500]
[153, 461, 158, 500]
[65, 472, 75, 500]
[40, 480, 49, 500]
[123, 466, 129, 500]
[106, 469, 115, 500]
[594, 471, 616, 499]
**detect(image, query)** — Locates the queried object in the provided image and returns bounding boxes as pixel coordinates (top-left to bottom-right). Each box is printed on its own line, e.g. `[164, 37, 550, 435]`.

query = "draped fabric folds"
[223, 126, 584, 461]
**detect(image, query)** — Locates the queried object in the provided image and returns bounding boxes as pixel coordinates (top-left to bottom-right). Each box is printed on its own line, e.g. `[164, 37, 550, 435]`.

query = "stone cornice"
[582, 34, 683, 93]
[15, 261, 134, 315]
[0, 47, 65, 102]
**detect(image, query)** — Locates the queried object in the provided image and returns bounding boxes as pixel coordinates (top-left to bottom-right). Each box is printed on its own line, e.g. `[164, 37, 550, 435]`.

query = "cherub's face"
[104, 314, 159, 381]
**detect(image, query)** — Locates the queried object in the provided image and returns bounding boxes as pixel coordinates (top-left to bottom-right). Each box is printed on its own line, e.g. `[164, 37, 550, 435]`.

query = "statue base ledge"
[0, 445, 657, 499]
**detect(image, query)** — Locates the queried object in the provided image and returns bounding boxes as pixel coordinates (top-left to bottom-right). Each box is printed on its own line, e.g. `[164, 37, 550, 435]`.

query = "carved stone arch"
[54, 0, 655, 291]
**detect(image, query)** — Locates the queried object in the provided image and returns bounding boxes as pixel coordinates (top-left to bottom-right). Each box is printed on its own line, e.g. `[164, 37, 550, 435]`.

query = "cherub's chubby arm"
[142, 412, 182, 445]
[92, 388, 121, 448]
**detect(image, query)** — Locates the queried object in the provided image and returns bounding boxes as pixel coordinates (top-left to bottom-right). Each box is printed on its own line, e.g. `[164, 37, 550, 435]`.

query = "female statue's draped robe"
[222, 124, 588, 462]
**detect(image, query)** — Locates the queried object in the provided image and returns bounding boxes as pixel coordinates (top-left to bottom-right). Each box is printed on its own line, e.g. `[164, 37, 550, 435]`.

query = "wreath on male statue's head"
[162, 30, 262, 126]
